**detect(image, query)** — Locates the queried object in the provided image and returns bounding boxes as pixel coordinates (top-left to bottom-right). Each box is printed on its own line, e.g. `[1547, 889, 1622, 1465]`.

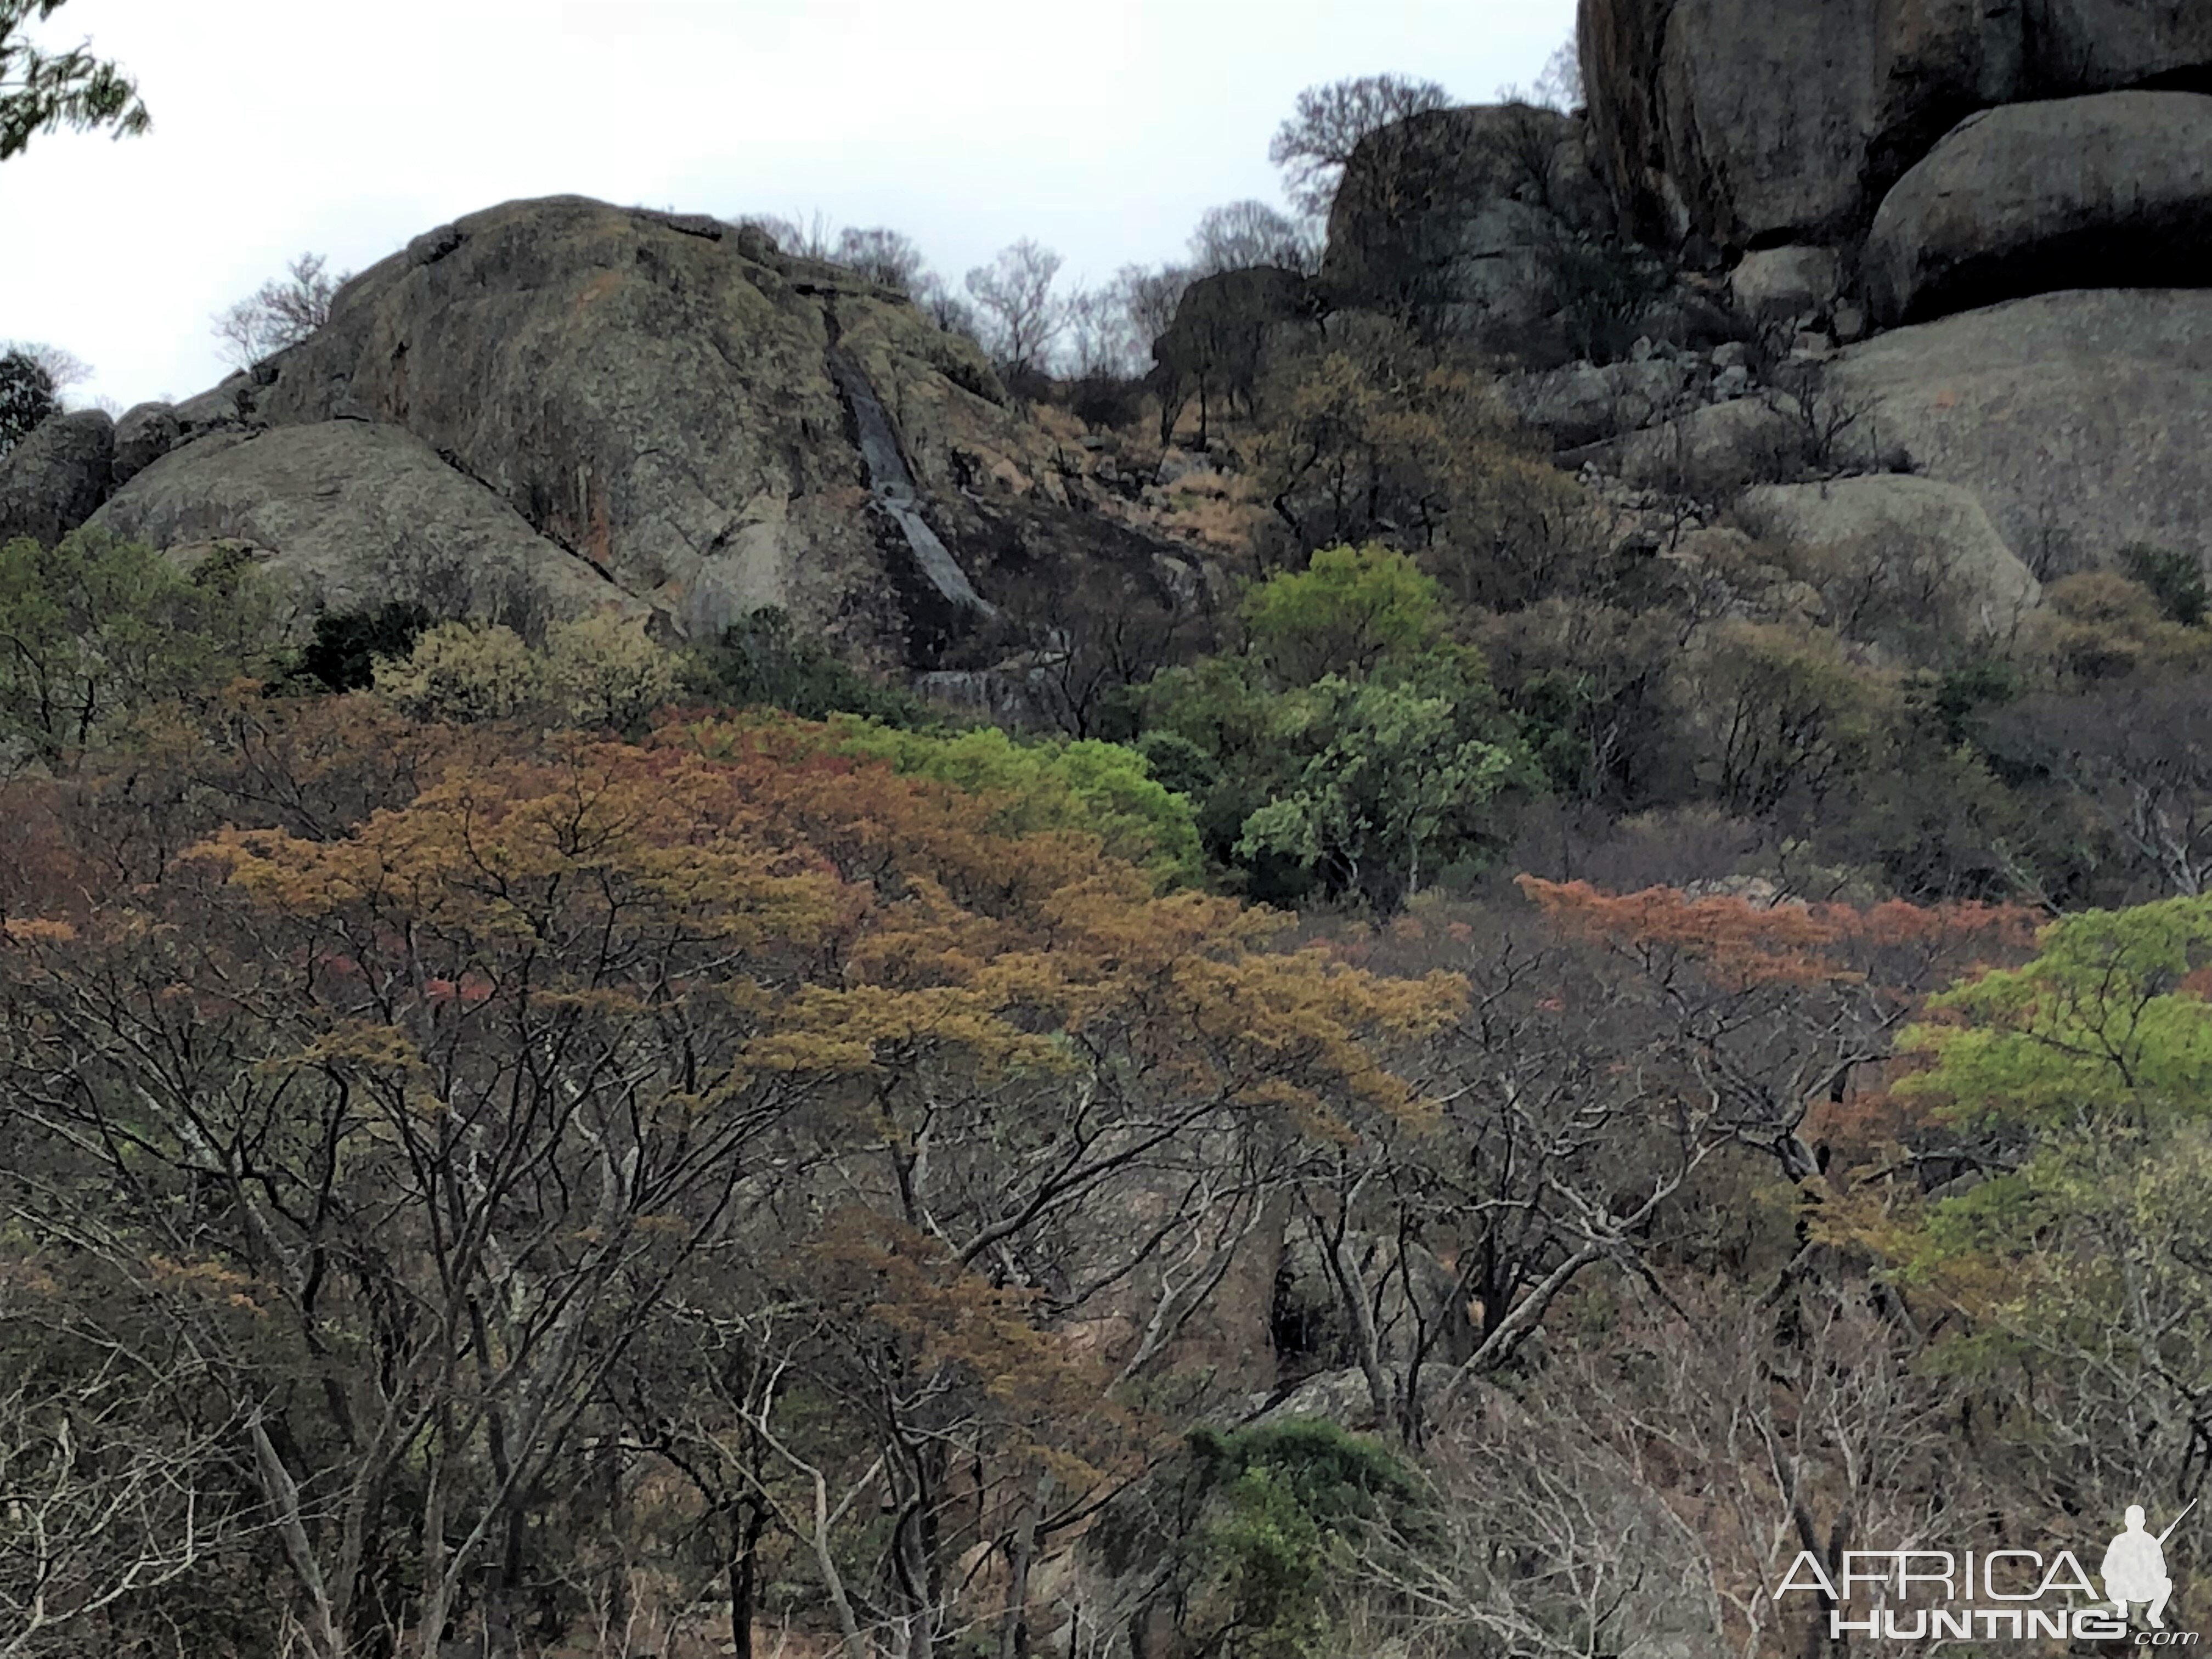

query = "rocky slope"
[10, 9, 2212, 680]
[1310, 2, 2212, 613]
[5, 196, 1182, 669]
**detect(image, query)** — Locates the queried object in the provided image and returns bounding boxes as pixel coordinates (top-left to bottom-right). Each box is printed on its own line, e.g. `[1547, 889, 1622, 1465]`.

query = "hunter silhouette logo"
[2106, 1502, 2192, 1629]
[1775, 1501, 2199, 1643]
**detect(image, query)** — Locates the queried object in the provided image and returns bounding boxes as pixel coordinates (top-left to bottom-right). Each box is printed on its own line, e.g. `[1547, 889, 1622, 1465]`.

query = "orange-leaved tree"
[0, 707, 1456, 1659]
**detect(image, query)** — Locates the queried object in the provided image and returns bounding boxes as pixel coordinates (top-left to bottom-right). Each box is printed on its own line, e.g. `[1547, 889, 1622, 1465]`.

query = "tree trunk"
[727, 1497, 769, 1659]
[998, 1471, 1053, 1659]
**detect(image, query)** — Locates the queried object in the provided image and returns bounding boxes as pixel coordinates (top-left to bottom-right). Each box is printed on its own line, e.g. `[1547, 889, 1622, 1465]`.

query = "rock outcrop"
[0, 410, 115, 548]
[238, 195, 1042, 656]
[1742, 475, 2042, 639]
[1555, 5, 2212, 585]
[1151, 267, 1320, 442]
[12, 196, 1156, 667]
[1827, 288, 2212, 568]
[1730, 245, 1843, 325]
[110, 402, 180, 489]
[1866, 91, 2212, 325]
[1323, 102, 1615, 338]
[1579, 0, 2212, 255]
[89, 421, 640, 623]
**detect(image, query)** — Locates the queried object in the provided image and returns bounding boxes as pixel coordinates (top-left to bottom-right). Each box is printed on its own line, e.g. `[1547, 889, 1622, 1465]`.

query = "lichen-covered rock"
[89, 421, 640, 623]
[242, 195, 1047, 656]
[0, 410, 115, 547]
[1578, 395, 1823, 495]
[1827, 287, 2212, 569]
[1866, 92, 2212, 325]
[1503, 356, 1695, 448]
[1731, 245, 1842, 324]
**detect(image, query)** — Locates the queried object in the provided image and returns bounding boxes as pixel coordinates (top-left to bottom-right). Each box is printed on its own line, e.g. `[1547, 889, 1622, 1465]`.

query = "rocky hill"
[1312, 1, 2212, 592]
[5, 7, 2210, 684]
[0, 196, 1189, 671]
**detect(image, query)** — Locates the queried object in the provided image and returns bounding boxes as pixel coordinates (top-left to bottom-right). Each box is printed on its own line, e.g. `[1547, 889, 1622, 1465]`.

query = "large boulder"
[1866, 91, 2212, 324]
[1827, 287, 2212, 569]
[1152, 267, 1319, 437]
[110, 402, 180, 488]
[240, 195, 1047, 656]
[1741, 474, 2042, 640]
[1578, 0, 2212, 252]
[0, 410, 115, 546]
[89, 422, 640, 623]
[1323, 103, 1616, 335]
[1730, 244, 1843, 325]
[1502, 356, 1696, 448]
[1578, 394, 1853, 497]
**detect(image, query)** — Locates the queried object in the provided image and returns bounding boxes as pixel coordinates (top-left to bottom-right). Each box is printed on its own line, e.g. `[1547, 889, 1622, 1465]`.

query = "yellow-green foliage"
[1678, 620, 1899, 815]
[373, 621, 543, 723]
[2015, 570, 2212, 687]
[1891, 896, 2212, 1501]
[822, 717, 1204, 883]
[0, 529, 280, 761]
[546, 613, 681, 730]
[374, 612, 682, 730]
[1242, 544, 1444, 685]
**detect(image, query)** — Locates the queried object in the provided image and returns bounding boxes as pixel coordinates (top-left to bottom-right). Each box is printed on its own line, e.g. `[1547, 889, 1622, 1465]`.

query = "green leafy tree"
[1892, 896, 2212, 1510]
[1168, 1420, 1420, 1659]
[1238, 672, 1520, 913]
[689, 606, 929, 726]
[1140, 548, 1526, 909]
[291, 601, 431, 693]
[1243, 543, 1444, 685]
[824, 716, 1204, 882]
[0, 531, 276, 764]
[0, 346, 57, 457]
[2, 0, 148, 163]
[2120, 542, 2210, 630]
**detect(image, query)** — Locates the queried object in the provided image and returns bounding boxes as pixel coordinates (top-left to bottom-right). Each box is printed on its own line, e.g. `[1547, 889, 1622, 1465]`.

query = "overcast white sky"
[0, 0, 1577, 410]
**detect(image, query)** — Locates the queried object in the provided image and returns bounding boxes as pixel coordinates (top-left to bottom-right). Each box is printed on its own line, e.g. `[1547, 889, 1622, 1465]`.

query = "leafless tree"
[832, 225, 928, 291]
[1269, 73, 1455, 219]
[1289, 918, 1732, 1440]
[1497, 33, 1585, 113]
[211, 253, 343, 370]
[1988, 676, 2212, 898]
[910, 270, 980, 338]
[0, 1351, 247, 1658]
[964, 239, 1068, 381]
[1062, 284, 1143, 381]
[1186, 200, 1321, 277]
[1356, 1282, 1956, 1659]
[1117, 262, 1190, 357]
[733, 210, 836, 259]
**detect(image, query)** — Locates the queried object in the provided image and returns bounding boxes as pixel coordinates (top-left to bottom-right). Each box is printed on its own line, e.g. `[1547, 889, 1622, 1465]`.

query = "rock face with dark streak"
[12, 196, 1122, 666]
[244, 195, 1041, 656]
